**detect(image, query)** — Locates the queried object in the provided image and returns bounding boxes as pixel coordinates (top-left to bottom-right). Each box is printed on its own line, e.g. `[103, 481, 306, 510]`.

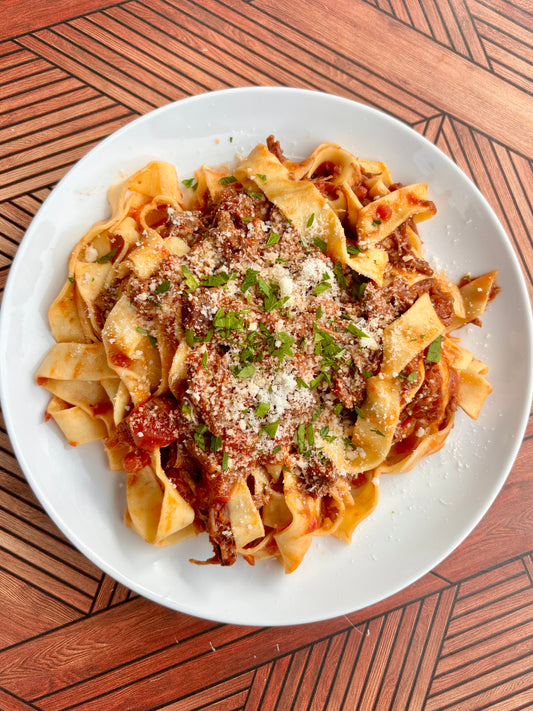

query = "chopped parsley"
[346, 322, 369, 339]
[426, 335, 442, 363]
[261, 420, 280, 439]
[314, 281, 331, 296]
[96, 246, 118, 264]
[135, 326, 156, 348]
[219, 175, 237, 184]
[347, 244, 362, 255]
[255, 402, 271, 418]
[265, 231, 282, 247]
[200, 271, 235, 287]
[313, 236, 327, 253]
[182, 178, 198, 190]
[155, 279, 171, 294]
[181, 265, 198, 291]
[233, 364, 255, 379]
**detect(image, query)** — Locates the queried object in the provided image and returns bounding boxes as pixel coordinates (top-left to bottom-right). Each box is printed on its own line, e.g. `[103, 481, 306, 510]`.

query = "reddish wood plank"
[0, 570, 80, 648]
[0, 597, 219, 701]
[0, 0, 120, 41]
[253, 0, 533, 156]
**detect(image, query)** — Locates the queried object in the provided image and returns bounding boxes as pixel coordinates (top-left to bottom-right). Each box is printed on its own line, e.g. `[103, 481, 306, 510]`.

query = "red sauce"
[123, 450, 151, 473]
[375, 203, 392, 221]
[108, 348, 133, 369]
[128, 397, 180, 451]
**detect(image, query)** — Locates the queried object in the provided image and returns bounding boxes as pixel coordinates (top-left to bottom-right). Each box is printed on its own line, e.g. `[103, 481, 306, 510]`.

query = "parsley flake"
[265, 231, 281, 247]
[426, 335, 442, 363]
[96, 246, 118, 264]
[255, 402, 271, 418]
[262, 420, 280, 439]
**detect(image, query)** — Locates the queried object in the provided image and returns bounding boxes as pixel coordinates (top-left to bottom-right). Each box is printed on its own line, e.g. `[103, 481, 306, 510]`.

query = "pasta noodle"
[36, 137, 498, 573]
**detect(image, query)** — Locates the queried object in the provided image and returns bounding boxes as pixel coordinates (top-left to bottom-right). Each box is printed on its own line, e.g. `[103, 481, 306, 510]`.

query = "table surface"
[1, 0, 532, 709]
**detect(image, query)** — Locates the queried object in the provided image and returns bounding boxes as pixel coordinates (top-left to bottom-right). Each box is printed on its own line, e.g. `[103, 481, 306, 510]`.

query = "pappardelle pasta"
[37, 137, 498, 573]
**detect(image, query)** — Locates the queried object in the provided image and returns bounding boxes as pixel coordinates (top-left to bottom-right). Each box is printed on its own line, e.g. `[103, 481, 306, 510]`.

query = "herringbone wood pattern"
[0, 0, 532, 708]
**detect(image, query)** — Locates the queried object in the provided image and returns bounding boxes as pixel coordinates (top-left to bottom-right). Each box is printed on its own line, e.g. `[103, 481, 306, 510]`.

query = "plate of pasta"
[1, 87, 531, 626]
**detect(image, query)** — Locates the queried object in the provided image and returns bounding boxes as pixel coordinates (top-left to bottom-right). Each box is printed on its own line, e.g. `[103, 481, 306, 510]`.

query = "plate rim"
[1, 86, 532, 626]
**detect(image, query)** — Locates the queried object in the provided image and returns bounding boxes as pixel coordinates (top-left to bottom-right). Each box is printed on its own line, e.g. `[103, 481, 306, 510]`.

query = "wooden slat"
[253, 0, 533, 156]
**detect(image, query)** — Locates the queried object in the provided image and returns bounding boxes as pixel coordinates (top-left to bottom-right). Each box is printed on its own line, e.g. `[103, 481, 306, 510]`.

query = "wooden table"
[1, 1, 532, 708]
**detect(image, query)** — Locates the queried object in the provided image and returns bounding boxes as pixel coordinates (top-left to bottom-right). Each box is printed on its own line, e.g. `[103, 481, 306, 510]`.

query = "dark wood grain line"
[124, 0, 336, 98]
[215, 0, 439, 120]
[441, 605, 533, 658]
[481, 40, 533, 95]
[292, 638, 331, 710]
[388, 598, 434, 710]
[320, 628, 352, 711]
[0, 85, 100, 134]
[0, 121, 132, 201]
[210, 0, 437, 120]
[490, 146, 533, 253]
[0, 49, 36, 72]
[32, 623, 250, 708]
[420, 586, 460, 711]
[471, 0, 533, 35]
[0, 558, 92, 614]
[2, 67, 68, 101]
[161, 672, 253, 711]
[90, 9, 243, 93]
[426, 657, 533, 710]
[256, 0, 533, 155]
[0, 207, 33, 236]
[0, 103, 132, 165]
[0, 512, 101, 583]
[359, 608, 405, 711]
[466, 129, 533, 277]
[0, 532, 99, 602]
[273, 647, 311, 711]
[0, 57, 52, 85]
[430, 570, 454, 586]
[443, 117, 533, 288]
[402, 0, 432, 34]
[447, 587, 533, 638]
[475, 10, 533, 58]
[0, 453, 29, 481]
[308, 631, 349, 711]
[338, 619, 384, 710]
[56, 17, 214, 98]
[0, 94, 116, 144]
[408, 589, 456, 711]
[244, 664, 274, 711]
[352, 616, 390, 710]
[0, 482, 72, 540]
[249, 658, 284, 711]
[18, 33, 159, 113]
[0, 246, 17, 262]
[0, 0, 124, 43]
[101, 4, 273, 91]
[453, 571, 528, 616]
[453, 0, 492, 67]
[0, 75, 84, 119]
[451, 557, 531, 604]
[432, 633, 533, 693]
[0, 685, 40, 711]
[523, 554, 533, 586]
[374, 604, 421, 711]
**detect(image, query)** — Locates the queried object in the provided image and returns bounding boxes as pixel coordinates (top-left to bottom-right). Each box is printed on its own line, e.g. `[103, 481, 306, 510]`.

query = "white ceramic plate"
[1, 87, 531, 626]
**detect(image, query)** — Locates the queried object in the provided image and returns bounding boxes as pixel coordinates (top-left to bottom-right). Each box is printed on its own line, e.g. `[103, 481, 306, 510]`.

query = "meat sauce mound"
[108, 179, 457, 565]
